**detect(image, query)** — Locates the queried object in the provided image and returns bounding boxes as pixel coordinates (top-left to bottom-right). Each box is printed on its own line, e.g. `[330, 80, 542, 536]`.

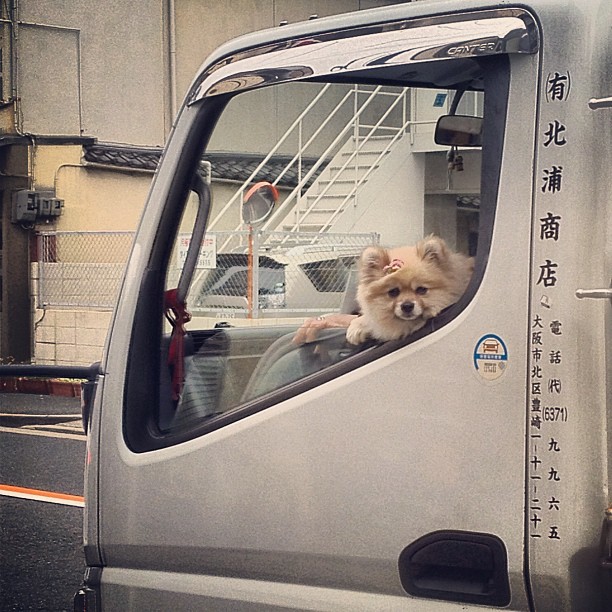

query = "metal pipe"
[168, 0, 178, 125]
[0, 361, 100, 380]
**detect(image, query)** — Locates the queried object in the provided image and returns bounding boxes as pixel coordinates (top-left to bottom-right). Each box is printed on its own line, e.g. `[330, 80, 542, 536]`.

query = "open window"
[124, 9, 536, 451]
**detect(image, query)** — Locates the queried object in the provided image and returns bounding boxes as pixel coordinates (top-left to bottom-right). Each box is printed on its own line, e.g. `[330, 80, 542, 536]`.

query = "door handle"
[398, 530, 511, 607]
[588, 96, 612, 110]
[576, 286, 612, 303]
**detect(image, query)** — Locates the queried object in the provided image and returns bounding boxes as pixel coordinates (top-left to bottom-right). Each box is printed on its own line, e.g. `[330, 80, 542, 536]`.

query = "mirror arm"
[449, 88, 466, 115]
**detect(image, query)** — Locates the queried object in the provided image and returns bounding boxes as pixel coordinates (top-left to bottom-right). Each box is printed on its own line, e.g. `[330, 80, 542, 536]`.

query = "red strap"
[164, 289, 191, 402]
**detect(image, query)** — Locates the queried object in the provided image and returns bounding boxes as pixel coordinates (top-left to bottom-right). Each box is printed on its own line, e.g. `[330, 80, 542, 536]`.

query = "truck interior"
[121, 10, 532, 451]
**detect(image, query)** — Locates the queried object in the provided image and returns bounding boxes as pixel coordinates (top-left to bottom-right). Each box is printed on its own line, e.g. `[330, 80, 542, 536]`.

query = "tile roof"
[83, 143, 326, 187]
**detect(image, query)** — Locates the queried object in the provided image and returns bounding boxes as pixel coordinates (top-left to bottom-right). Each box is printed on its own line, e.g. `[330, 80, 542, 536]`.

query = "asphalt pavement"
[0, 393, 80, 414]
[1, 394, 86, 611]
[0, 393, 82, 433]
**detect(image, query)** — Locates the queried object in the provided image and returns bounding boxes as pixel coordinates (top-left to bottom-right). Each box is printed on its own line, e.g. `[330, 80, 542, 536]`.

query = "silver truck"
[65, 0, 612, 609]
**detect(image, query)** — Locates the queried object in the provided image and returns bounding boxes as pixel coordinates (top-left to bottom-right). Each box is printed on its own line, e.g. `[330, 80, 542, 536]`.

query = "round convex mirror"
[242, 181, 279, 226]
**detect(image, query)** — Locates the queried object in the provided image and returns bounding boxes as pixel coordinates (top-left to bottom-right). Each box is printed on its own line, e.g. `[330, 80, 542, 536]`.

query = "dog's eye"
[415, 286, 428, 295]
[388, 287, 400, 298]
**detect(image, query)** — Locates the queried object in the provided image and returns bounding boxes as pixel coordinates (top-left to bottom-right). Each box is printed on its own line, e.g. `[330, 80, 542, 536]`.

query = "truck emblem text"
[447, 40, 498, 56]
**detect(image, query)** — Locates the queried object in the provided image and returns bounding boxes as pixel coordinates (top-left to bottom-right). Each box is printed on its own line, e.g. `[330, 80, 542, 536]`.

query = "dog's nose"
[401, 301, 414, 315]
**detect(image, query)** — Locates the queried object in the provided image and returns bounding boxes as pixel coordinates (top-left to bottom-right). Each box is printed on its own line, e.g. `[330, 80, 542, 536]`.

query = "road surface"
[0, 393, 85, 611]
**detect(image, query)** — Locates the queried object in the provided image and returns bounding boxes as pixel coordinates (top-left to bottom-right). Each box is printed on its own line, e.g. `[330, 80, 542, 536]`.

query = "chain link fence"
[37, 231, 134, 309]
[186, 231, 379, 317]
[37, 230, 379, 316]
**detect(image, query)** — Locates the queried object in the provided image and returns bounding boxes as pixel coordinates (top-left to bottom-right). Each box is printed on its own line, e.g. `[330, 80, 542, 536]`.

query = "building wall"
[31, 148, 154, 365]
[33, 306, 112, 366]
[18, 0, 167, 144]
[10, 0, 422, 365]
[14, 0, 404, 146]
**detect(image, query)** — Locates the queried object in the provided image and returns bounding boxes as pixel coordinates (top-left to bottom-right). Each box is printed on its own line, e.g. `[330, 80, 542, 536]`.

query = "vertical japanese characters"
[529, 70, 570, 543]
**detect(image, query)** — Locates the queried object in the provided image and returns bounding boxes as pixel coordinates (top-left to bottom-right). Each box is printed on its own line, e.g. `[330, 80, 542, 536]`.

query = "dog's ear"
[359, 246, 390, 282]
[416, 234, 450, 266]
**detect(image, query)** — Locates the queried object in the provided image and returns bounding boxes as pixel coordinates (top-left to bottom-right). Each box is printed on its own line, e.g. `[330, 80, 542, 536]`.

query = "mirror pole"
[247, 224, 254, 319]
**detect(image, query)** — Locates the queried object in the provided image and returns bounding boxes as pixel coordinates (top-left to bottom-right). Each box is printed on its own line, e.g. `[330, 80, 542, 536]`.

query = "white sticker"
[177, 233, 217, 269]
[473, 334, 508, 381]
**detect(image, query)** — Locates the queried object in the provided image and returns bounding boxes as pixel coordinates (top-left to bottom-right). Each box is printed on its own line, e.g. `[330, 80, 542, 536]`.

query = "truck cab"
[78, 1, 611, 609]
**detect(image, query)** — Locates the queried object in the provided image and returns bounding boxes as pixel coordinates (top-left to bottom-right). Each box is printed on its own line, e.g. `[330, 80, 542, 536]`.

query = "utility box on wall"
[12, 190, 64, 224]
[12, 190, 38, 222]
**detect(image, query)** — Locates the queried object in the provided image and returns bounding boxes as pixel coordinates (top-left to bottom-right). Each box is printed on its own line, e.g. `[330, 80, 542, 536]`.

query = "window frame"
[123, 16, 518, 452]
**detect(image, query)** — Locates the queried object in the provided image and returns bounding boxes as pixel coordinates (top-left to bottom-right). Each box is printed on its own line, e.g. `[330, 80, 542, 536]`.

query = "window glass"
[153, 60, 505, 438]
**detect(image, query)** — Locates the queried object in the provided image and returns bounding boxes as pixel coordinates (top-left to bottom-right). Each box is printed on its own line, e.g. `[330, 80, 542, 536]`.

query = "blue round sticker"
[473, 334, 508, 380]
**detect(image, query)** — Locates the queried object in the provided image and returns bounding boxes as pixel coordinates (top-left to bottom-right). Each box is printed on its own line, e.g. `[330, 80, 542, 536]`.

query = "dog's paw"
[346, 316, 370, 345]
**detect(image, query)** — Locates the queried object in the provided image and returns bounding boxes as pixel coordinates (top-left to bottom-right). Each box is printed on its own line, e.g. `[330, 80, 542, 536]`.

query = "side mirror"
[434, 115, 483, 147]
[242, 181, 278, 226]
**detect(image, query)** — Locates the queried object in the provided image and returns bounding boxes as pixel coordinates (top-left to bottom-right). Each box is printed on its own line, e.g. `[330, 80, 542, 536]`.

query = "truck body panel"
[80, 1, 611, 609]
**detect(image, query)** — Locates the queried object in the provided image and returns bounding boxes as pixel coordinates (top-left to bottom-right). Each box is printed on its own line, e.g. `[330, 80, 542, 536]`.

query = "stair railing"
[211, 84, 409, 252]
[207, 82, 334, 233]
[213, 83, 363, 253]
[289, 87, 409, 236]
[260, 85, 398, 233]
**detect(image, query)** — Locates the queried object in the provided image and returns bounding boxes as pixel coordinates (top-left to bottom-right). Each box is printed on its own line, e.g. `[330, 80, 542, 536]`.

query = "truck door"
[92, 7, 546, 610]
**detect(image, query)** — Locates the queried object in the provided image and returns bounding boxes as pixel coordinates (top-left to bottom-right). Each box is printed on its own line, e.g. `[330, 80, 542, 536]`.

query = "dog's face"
[357, 236, 469, 336]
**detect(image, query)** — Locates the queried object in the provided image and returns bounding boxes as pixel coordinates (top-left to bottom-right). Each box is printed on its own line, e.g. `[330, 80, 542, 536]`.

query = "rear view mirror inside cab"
[435, 115, 483, 147]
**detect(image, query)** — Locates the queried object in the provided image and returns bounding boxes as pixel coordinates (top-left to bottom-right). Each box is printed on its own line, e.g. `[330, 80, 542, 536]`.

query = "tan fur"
[346, 235, 474, 344]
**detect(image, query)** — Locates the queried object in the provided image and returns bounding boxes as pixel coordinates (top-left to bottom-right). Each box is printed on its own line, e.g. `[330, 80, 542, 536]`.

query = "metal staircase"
[208, 84, 413, 252]
[280, 133, 396, 234]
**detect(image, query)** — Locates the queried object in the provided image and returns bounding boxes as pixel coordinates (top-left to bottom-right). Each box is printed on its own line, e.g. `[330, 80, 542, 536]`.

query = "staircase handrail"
[318, 126, 408, 235]
[315, 119, 442, 236]
[207, 83, 334, 231]
[212, 84, 377, 253]
[259, 85, 398, 234]
[289, 87, 408, 234]
[211, 84, 410, 252]
[216, 85, 394, 253]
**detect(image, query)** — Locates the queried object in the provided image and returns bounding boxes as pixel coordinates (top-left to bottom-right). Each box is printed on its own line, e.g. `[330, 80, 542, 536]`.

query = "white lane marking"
[0, 425, 85, 441]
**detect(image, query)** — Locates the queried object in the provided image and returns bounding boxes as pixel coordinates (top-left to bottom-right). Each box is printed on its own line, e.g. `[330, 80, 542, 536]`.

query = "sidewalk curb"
[1, 378, 82, 397]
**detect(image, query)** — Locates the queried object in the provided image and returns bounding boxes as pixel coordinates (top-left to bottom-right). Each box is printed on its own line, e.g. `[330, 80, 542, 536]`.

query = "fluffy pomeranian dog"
[346, 235, 474, 344]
